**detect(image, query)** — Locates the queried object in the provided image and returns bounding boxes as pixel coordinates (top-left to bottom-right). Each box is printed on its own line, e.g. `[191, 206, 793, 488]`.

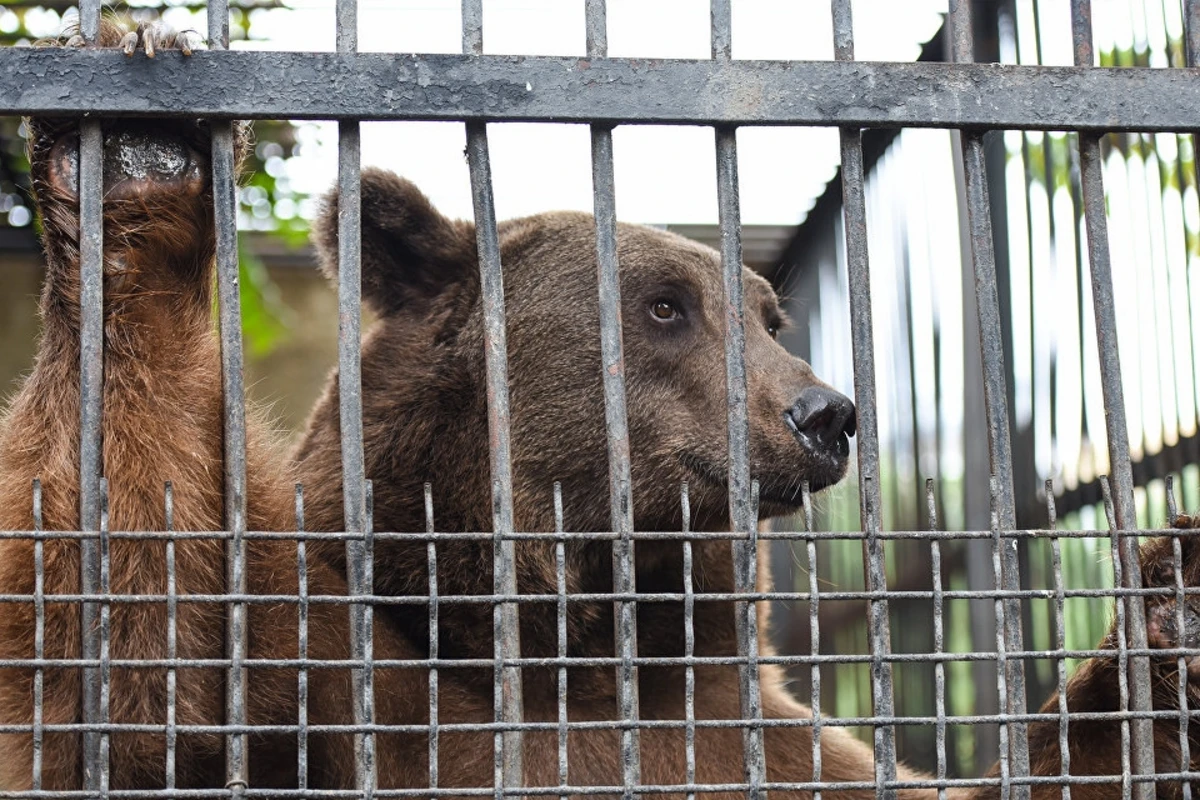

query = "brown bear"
[996, 522, 1200, 800]
[291, 169, 905, 797]
[294, 170, 1200, 799]
[4, 23, 1198, 798]
[0, 23, 485, 792]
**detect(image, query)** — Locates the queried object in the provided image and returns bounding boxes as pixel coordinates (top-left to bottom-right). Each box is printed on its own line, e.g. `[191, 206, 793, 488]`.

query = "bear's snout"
[785, 386, 857, 460]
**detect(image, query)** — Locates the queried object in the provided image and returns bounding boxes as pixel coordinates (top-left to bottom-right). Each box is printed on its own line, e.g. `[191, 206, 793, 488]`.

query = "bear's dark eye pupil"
[767, 325, 778, 339]
[652, 301, 677, 321]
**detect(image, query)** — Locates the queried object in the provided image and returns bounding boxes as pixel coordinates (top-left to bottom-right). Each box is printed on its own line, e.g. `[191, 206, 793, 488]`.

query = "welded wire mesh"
[2, 1, 1200, 799]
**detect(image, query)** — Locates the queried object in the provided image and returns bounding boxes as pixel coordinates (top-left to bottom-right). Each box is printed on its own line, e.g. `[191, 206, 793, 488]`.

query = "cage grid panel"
[3, 0, 1200, 799]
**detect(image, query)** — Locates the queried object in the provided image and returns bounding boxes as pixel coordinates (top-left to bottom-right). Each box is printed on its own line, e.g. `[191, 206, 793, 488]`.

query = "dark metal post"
[207, 1, 251, 793]
[711, 4, 767, 797]
[164, 483, 178, 789]
[335, 0, 376, 792]
[947, 1, 1030, 793]
[829, 3, 899, 797]
[295, 485, 310, 789]
[1068, 4, 1155, 797]
[32, 480, 44, 790]
[584, 3, 642, 796]
[77, 0, 105, 791]
[426, 484, 440, 795]
[463, 5, 525, 792]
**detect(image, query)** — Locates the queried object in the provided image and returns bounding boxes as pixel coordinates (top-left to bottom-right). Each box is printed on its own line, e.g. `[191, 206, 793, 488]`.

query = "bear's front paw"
[120, 22, 202, 58]
[61, 21, 201, 57]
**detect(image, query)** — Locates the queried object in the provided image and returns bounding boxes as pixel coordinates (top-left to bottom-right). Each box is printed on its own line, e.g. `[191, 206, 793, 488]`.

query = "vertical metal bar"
[462, 0, 483, 54]
[1166, 477, 1193, 800]
[164, 483, 177, 790]
[554, 483, 568, 800]
[426, 484, 439, 794]
[359, 481, 375, 792]
[828, 4, 898, 796]
[461, 11, 523, 785]
[295, 485, 309, 790]
[713, 122, 766, 800]
[801, 484, 822, 800]
[1099, 478, 1133, 798]
[335, 0, 374, 791]
[681, 483, 696, 800]
[709, 13, 765, 796]
[1184, 14, 1200, 789]
[1044, 482, 1069, 800]
[947, 3, 1029, 791]
[988, 479, 1012, 800]
[96, 481, 110, 797]
[207, 0, 249, 792]
[584, 5, 641, 795]
[467, 123, 525, 798]
[710, 0, 732, 59]
[926, 480, 947, 800]
[1187, 0, 1200, 254]
[1068, 5, 1154, 795]
[31, 480, 43, 791]
[77, 0, 104, 791]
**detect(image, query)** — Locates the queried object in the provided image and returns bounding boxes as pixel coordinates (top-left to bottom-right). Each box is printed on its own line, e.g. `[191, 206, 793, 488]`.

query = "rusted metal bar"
[9, 52, 1200, 130]
[426, 484, 440, 795]
[334, 0, 375, 792]
[31, 481, 43, 790]
[801, 484, 822, 800]
[947, 2, 1029, 794]
[462, 8, 524, 789]
[584, 0, 641, 792]
[553, 483, 568, 800]
[681, 484, 696, 800]
[77, 0, 105, 791]
[206, 0, 250, 794]
[828, 3, 898, 797]
[164, 483, 178, 790]
[1069, 4, 1154, 797]
[295, 485, 309, 789]
[711, 5, 766, 789]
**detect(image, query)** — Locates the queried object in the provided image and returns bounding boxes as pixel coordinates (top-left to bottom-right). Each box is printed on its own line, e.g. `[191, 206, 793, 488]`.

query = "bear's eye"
[651, 300, 680, 322]
[767, 324, 779, 340]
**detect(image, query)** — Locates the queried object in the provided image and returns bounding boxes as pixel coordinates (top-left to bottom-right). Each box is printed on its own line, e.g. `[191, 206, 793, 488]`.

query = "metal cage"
[2, 1, 1200, 799]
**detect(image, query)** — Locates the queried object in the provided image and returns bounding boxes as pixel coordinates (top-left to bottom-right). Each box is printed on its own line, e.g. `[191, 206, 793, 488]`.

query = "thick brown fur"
[983, 524, 1200, 800]
[0, 23, 485, 792]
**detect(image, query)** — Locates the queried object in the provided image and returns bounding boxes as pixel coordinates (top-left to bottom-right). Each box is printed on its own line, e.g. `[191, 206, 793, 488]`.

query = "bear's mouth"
[677, 452, 844, 512]
[46, 120, 211, 202]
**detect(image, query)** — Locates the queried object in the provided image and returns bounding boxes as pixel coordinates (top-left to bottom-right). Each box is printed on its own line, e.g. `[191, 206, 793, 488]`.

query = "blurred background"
[2, 0, 1198, 781]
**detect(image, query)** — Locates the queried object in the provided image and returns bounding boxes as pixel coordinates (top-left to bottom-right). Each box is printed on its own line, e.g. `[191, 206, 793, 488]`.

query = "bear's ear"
[313, 168, 477, 316]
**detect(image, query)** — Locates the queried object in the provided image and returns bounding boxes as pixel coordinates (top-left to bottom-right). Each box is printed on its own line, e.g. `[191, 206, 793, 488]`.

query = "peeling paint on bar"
[6, 50, 1200, 130]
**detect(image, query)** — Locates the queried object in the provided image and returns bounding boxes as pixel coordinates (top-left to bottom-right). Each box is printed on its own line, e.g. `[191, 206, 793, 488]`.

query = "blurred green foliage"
[0, 1, 310, 357]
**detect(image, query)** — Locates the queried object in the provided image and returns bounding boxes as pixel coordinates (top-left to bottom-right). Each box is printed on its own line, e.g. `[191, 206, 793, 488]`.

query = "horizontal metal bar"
[7, 50, 1200, 130]
[0, 526, 1185, 542]
[0, 583, 1186, 605]
[0, 772, 1183, 800]
[0, 644, 1191, 669]
[0, 770, 1182, 800]
[5, 705, 1200, 735]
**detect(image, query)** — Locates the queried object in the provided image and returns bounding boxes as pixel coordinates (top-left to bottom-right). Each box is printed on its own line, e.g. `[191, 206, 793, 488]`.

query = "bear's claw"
[119, 22, 200, 58]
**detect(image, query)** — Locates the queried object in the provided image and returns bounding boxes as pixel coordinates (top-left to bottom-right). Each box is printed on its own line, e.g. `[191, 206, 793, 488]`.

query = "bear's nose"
[785, 387, 857, 459]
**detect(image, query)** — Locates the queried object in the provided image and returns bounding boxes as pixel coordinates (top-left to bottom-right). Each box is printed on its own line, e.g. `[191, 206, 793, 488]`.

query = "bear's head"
[307, 169, 855, 539]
